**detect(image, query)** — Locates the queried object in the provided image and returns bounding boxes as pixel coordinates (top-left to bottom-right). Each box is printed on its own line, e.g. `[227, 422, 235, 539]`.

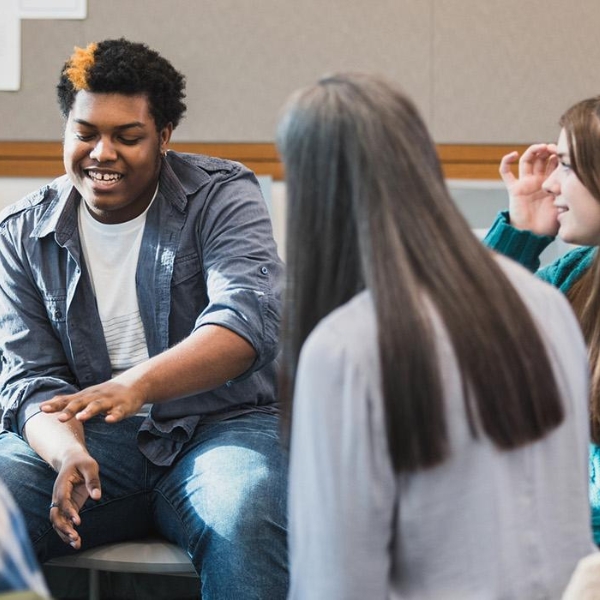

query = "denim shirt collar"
[31, 176, 80, 245]
[160, 151, 213, 203]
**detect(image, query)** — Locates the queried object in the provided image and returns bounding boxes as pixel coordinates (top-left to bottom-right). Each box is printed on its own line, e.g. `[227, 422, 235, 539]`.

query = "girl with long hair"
[485, 96, 600, 547]
[278, 73, 594, 599]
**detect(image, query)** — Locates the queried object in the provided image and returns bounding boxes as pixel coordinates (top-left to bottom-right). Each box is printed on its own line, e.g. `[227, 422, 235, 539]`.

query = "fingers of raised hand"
[499, 151, 519, 185]
[519, 144, 554, 178]
[545, 154, 559, 176]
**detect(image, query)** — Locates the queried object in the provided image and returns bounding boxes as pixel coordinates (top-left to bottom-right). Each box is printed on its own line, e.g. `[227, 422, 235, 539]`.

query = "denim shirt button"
[260, 266, 268, 275]
[54, 310, 62, 319]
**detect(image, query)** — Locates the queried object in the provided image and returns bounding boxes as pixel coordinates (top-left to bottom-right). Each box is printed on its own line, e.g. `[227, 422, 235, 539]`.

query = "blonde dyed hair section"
[63, 42, 98, 91]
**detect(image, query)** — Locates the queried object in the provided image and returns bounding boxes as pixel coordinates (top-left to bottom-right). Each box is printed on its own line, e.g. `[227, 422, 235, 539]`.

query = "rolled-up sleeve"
[193, 168, 283, 374]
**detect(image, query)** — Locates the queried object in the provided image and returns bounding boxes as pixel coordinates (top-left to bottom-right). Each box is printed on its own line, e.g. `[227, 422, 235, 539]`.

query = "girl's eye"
[75, 133, 95, 142]
[119, 138, 141, 145]
[560, 160, 571, 171]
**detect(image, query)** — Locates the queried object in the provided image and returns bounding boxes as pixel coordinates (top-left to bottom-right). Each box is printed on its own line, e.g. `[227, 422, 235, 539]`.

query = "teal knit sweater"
[485, 211, 600, 545]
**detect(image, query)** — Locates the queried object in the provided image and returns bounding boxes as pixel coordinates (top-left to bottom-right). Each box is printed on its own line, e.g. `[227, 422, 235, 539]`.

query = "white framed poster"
[0, 0, 20, 90]
[19, 0, 86, 19]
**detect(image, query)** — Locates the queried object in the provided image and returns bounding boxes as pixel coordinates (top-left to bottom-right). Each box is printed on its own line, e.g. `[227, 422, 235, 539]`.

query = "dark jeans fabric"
[0, 412, 289, 600]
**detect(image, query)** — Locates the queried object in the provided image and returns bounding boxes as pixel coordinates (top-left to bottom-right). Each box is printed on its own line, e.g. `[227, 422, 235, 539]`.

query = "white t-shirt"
[78, 191, 157, 377]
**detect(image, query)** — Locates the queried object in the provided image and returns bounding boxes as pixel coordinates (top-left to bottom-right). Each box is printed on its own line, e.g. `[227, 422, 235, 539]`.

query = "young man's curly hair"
[56, 38, 187, 130]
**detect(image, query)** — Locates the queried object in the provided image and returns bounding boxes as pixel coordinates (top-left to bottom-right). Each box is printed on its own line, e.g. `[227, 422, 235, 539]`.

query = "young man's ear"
[160, 123, 173, 155]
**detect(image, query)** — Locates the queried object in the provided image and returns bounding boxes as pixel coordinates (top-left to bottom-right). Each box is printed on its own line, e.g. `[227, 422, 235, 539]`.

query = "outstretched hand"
[49, 451, 101, 549]
[499, 143, 560, 237]
[40, 379, 146, 423]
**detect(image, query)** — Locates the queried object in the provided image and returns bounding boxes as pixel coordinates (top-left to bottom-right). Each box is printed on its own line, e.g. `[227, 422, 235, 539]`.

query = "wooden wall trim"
[0, 141, 528, 180]
[437, 144, 528, 179]
[0, 141, 284, 180]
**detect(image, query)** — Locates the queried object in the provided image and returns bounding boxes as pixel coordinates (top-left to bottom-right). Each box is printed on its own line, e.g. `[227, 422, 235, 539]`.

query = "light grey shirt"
[288, 256, 596, 600]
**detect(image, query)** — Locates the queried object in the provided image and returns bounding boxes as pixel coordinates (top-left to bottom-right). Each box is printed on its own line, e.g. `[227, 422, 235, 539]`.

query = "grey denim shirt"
[0, 151, 283, 465]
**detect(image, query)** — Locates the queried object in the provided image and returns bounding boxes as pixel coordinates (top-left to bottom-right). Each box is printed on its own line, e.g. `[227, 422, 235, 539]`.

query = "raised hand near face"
[499, 143, 560, 237]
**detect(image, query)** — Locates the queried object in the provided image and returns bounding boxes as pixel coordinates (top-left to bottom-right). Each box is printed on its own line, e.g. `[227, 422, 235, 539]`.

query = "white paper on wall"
[18, 0, 86, 19]
[0, 0, 21, 91]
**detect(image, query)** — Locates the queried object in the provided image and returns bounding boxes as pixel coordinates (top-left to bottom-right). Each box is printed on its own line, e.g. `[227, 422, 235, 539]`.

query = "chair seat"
[45, 539, 197, 575]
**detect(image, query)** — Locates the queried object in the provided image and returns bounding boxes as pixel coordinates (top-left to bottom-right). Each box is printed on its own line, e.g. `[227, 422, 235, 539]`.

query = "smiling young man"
[0, 39, 287, 600]
[64, 90, 171, 224]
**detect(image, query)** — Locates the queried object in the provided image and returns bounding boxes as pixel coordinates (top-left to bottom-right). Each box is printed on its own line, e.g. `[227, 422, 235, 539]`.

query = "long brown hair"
[277, 73, 564, 472]
[561, 97, 600, 443]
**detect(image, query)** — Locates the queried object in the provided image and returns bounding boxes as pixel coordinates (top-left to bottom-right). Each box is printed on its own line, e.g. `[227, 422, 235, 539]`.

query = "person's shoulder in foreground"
[0, 480, 49, 598]
[280, 72, 594, 600]
[562, 551, 600, 599]
[289, 257, 593, 600]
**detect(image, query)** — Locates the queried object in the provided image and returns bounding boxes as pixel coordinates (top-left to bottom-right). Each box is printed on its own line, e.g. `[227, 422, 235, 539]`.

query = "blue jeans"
[0, 412, 288, 600]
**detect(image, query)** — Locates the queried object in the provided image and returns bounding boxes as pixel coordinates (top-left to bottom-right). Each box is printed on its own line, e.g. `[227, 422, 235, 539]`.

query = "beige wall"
[1, 0, 600, 144]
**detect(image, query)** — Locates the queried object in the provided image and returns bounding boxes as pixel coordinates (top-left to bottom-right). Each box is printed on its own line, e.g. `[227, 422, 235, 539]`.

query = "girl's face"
[543, 128, 600, 246]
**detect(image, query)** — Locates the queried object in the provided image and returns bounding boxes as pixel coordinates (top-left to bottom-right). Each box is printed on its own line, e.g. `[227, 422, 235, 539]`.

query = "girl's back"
[288, 256, 595, 599]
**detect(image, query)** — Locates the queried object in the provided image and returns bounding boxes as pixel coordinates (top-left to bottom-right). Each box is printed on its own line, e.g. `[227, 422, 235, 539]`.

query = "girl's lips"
[556, 207, 568, 222]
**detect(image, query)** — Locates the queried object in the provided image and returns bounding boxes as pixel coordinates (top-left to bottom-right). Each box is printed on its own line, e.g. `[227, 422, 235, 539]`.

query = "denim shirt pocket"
[44, 290, 68, 347]
[171, 252, 203, 287]
[44, 290, 68, 335]
[170, 253, 206, 336]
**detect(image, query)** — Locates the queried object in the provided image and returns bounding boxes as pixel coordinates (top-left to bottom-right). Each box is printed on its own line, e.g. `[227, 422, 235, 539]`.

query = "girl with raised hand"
[485, 97, 600, 546]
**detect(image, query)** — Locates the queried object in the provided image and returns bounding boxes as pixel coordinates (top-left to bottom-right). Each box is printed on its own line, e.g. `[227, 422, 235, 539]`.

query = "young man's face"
[63, 90, 172, 224]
